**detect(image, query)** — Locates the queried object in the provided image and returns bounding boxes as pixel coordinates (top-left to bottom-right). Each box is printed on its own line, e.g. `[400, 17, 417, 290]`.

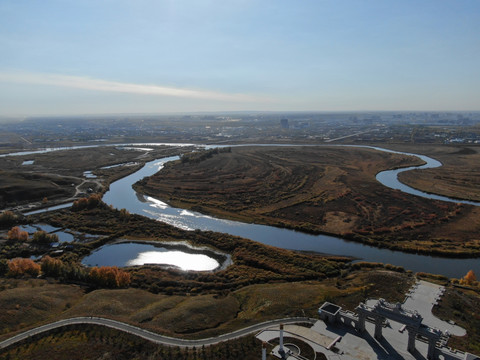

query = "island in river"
[134, 145, 480, 257]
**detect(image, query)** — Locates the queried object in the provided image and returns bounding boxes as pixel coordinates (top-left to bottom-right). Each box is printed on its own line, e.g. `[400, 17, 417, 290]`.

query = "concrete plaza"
[256, 280, 477, 360]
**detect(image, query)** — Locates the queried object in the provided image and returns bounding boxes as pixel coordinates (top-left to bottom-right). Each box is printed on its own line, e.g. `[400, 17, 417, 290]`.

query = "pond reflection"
[127, 250, 219, 271]
[82, 242, 224, 271]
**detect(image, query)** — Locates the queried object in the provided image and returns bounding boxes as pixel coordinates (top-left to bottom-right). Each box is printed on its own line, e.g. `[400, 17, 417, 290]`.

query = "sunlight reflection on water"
[126, 250, 219, 271]
[82, 242, 224, 271]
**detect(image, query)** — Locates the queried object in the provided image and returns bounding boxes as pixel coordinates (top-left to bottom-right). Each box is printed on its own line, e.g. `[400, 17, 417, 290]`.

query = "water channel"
[102, 147, 479, 278]
[5, 143, 479, 277]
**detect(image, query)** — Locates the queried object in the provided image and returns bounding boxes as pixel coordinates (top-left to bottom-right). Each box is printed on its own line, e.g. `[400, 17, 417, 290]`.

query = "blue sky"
[0, 0, 479, 116]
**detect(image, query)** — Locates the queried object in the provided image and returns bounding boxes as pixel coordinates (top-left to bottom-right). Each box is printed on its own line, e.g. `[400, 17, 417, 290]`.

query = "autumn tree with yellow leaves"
[7, 226, 29, 241]
[459, 270, 477, 286]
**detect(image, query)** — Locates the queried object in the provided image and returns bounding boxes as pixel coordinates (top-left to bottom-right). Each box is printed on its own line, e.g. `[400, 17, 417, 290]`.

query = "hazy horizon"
[1, 1, 479, 116]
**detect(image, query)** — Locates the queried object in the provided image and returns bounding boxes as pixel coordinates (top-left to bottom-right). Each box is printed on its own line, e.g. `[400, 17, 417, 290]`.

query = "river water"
[5, 143, 478, 277]
[102, 148, 479, 278]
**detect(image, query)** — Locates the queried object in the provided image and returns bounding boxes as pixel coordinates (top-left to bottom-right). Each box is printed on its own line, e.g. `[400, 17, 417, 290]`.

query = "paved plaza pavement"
[258, 319, 434, 359]
[256, 280, 469, 359]
[366, 280, 465, 336]
[402, 280, 466, 336]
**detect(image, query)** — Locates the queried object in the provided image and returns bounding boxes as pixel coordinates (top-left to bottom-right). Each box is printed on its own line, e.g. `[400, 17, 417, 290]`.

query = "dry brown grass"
[0, 270, 410, 341]
[233, 282, 336, 321]
[433, 286, 480, 354]
[62, 288, 161, 318]
[0, 145, 193, 209]
[136, 146, 479, 256]
[152, 294, 240, 334]
[397, 145, 480, 201]
[0, 279, 83, 335]
[1, 270, 479, 353]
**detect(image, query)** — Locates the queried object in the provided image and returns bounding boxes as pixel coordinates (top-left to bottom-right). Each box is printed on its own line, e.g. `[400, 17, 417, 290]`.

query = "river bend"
[101, 145, 479, 278]
[3, 143, 478, 277]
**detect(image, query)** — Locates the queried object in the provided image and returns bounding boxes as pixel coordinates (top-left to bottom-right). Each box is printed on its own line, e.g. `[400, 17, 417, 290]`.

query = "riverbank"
[0, 144, 195, 212]
[30, 205, 346, 294]
[135, 145, 480, 257]
[394, 144, 480, 202]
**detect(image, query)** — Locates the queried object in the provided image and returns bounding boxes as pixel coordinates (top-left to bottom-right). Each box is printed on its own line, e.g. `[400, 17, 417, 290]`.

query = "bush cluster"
[0, 210, 17, 228]
[89, 266, 131, 288]
[7, 258, 41, 277]
[72, 194, 104, 211]
[180, 147, 231, 164]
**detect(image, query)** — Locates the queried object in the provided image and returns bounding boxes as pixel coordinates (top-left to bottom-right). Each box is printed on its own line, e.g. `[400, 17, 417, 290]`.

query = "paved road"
[0, 316, 316, 350]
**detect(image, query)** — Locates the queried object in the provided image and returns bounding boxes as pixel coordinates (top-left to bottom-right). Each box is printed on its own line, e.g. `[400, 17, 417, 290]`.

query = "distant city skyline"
[0, 0, 479, 116]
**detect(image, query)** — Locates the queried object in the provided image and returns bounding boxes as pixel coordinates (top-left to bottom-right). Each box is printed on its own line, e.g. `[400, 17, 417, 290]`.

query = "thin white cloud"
[0, 71, 268, 103]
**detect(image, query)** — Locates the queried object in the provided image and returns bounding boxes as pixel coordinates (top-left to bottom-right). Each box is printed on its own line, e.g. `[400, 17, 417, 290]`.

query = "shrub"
[7, 226, 29, 242]
[0, 211, 17, 227]
[8, 258, 41, 277]
[72, 194, 103, 211]
[459, 270, 477, 287]
[41, 256, 64, 277]
[89, 266, 131, 288]
[32, 231, 59, 244]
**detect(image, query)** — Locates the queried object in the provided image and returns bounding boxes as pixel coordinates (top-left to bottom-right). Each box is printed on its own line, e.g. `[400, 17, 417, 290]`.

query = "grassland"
[0, 269, 413, 351]
[135, 146, 480, 256]
[2, 268, 479, 358]
[433, 286, 480, 355]
[396, 145, 480, 201]
[0, 204, 479, 357]
[0, 145, 194, 210]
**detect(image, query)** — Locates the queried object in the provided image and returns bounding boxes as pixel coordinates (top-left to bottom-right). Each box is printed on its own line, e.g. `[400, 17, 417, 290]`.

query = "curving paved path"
[0, 316, 316, 350]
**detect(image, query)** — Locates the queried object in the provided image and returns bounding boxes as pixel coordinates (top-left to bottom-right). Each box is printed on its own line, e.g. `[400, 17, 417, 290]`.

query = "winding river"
[102, 146, 479, 278]
[5, 143, 479, 278]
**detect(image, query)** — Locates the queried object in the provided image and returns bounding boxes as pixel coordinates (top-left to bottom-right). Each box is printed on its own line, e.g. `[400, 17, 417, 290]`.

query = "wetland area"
[1, 139, 480, 357]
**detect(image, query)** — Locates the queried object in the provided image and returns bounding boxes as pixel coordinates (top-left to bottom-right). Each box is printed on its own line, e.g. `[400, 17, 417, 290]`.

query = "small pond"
[81, 242, 228, 271]
[83, 171, 97, 179]
[18, 224, 79, 243]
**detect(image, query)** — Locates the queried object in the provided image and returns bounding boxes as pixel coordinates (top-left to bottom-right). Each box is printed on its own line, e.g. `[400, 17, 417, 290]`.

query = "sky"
[0, 0, 479, 116]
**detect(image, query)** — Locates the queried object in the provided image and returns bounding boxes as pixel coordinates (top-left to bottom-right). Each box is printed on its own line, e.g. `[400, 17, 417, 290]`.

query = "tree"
[119, 208, 130, 219]
[460, 270, 477, 286]
[41, 256, 64, 277]
[72, 194, 103, 211]
[0, 211, 17, 227]
[32, 230, 58, 244]
[8, 258, 41, 277]
[88, 266, 131, 288]
[7, 226, 29, 241]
